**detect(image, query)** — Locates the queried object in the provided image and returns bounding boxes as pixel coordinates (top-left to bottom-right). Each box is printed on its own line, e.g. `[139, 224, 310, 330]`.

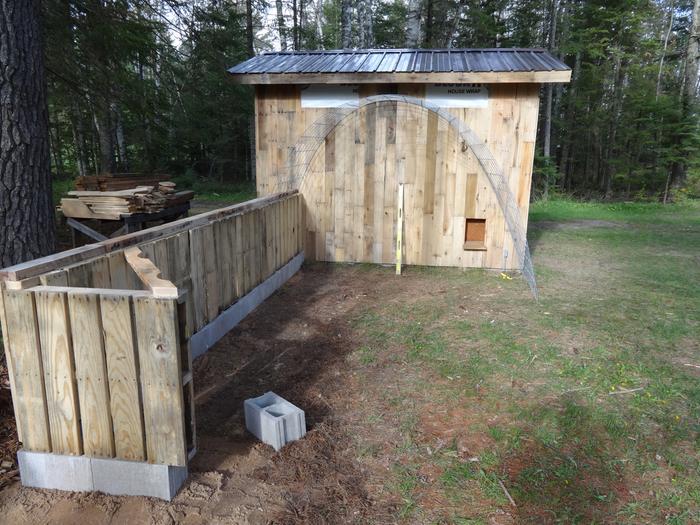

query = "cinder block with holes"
[244, 392, 306, 451]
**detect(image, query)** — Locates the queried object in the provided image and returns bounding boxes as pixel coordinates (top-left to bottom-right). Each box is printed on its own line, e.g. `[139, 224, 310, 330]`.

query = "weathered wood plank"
[202, 225, 219, 323]
[1, 290, 51, 451]
[35, 290, 82, 455]
[124, 247, 178, 299]
[188, 227, 207, 331]
[68, 292, 114, 457]
[133, 297, 186, 466]
[101, 294, 146, 461]
[107, 252, 130, 289]
[233, 214, 245, 299]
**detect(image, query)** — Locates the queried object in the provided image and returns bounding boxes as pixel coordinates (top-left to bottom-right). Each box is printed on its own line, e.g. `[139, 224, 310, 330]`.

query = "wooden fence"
[0, 192, 302, 467]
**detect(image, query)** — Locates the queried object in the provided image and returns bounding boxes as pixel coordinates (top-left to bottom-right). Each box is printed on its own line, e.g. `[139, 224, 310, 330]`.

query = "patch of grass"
[187, 180, 256, 202]
[530, 196, 700, 225]
[348, 199, 700, 523]
[168, 171, 256, 202]
[355, 345, 377, 365]
[393, 464, 419, 519]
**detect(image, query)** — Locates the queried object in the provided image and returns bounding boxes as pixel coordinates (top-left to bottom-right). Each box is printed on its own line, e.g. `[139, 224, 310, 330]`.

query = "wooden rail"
[0, 192, 302, 467]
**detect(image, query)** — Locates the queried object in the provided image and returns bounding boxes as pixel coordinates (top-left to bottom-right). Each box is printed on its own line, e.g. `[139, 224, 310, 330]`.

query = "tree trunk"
[685, 0, 700, 102]
[0, 0, 56, 265]
[406, 0, 422, 47]
[542, 0, 559, 159]
[340, 0, 352, 48]
[603, 54, 625, 199]
[246, 0, 255, 57]
[93, 104, 114, 174]
[424, 0, 434, 47]
[276, 0, 288, 51]
[300, 0, 310, 48]
[112, 102, 128, 171]
[559, 51, 580, 191]
[49, 116, 64, 179]
[70, 105, 89, 178]
[657, 0, 675, 100]
[315, 0, 324, 44]
[292, 0, 299, 50]
[357, 0, 373, 48]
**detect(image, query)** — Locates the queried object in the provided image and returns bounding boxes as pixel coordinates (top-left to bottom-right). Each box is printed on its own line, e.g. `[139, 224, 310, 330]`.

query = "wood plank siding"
[253, 83, 540, 270]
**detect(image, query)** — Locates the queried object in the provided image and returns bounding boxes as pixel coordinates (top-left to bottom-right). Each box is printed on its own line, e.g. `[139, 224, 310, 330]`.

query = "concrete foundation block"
[17, 450, 93, 492]
[17, 450, 188, 501]
[244, 392, 306, 451]
[92, 457, 188, 500]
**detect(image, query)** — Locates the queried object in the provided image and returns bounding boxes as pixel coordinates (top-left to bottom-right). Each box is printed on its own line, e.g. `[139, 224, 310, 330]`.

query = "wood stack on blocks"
[60, 181, 194, 221]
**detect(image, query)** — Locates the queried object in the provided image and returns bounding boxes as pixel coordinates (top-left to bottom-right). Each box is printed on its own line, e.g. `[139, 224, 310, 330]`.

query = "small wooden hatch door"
[464, 218, 486, 250]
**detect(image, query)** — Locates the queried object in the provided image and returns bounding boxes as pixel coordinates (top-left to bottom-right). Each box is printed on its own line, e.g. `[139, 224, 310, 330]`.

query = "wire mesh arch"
[271, 94, 538, 299]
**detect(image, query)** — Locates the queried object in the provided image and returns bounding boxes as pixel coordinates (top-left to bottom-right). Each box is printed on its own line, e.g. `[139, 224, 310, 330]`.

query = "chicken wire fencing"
[270, 94, 539, 299]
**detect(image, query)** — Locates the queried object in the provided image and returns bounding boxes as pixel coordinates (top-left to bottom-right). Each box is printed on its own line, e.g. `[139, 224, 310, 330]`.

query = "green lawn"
[347, 198, 700, 524]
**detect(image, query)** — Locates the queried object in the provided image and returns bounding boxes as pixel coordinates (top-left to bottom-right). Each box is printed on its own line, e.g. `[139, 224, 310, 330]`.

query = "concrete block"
[92, 457, 188, 500]
[18, 450, 93, 492]
[17, 450, 188, 500]
[244, 392, 306, 451]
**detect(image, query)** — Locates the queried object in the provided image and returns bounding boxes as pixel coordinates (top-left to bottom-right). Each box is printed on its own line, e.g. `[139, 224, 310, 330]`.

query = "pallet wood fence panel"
[68, 292, 115, 457]
[188, 226, 208, 331]
[134, 296, 186, 466]
[34, 290, 83, 455]
[0, 290, 51, 452]
[0, 192, 302, 468]
[100, 293, 147, 461]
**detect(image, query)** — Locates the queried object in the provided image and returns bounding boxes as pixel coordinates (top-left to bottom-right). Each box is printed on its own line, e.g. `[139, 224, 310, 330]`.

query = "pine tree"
[0, 0, 56, 265]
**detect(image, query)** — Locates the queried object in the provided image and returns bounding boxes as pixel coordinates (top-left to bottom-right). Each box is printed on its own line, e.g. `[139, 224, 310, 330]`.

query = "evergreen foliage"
[42, 0, 700, 200]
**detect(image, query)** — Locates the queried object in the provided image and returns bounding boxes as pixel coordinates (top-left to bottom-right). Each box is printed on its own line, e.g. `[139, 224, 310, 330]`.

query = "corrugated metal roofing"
[228, 49, 570, 75]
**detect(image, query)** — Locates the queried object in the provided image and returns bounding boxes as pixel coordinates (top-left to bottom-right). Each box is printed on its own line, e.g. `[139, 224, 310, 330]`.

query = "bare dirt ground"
[0, 264, 406, 524]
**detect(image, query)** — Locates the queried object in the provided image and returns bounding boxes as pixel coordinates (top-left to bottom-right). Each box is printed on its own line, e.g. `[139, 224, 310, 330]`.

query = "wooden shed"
[229, 49, 570, 271]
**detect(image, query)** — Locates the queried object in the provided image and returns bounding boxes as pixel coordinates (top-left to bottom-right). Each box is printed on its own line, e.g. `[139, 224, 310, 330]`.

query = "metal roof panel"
[228, 48, 570, 77]
[434, 51, 451, 72]
[376, 52, 401, 72]
[338, 52, 371, 72]
[396, 51, 414, 72]
[357, 51, 386, 72]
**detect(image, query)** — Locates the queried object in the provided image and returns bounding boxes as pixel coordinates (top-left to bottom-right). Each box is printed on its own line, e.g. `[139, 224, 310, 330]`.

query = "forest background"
[41, 0, 700, 201]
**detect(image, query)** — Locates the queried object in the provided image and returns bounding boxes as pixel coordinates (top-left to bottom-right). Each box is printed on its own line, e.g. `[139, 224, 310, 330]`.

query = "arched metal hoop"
[272, 94, 538, 299]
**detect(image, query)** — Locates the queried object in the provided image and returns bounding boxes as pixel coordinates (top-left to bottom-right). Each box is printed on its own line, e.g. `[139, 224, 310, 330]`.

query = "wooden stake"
[396, 183, 404, 275]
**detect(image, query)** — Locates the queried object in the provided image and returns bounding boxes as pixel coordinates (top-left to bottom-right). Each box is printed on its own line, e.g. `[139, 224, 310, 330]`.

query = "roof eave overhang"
[228, 70, 572, 85]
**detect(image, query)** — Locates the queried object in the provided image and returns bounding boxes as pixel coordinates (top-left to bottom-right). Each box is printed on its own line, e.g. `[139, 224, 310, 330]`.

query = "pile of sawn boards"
[74, 173, 169, 191]
[60, 182, 194, 220]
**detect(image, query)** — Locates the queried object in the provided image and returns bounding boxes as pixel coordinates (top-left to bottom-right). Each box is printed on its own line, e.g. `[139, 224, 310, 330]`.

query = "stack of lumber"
[74, 173, 170, 192]
[60, 183, 194, 220]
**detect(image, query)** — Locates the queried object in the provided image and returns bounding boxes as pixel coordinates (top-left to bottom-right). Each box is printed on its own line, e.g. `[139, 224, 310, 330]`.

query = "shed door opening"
[464, 218, 486, 250]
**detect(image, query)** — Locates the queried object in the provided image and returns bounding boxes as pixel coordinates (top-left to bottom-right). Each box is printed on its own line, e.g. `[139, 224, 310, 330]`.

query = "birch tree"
[406, 0, 422, 47]
[341, 0, 353, 48]
[276, 0, 288, 50]
[357, 0, 374, 47]
[685, 0, 700, 101]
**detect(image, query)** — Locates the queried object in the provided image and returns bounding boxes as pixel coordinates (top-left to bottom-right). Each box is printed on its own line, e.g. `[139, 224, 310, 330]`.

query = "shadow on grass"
[503, 399, 628, 524]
